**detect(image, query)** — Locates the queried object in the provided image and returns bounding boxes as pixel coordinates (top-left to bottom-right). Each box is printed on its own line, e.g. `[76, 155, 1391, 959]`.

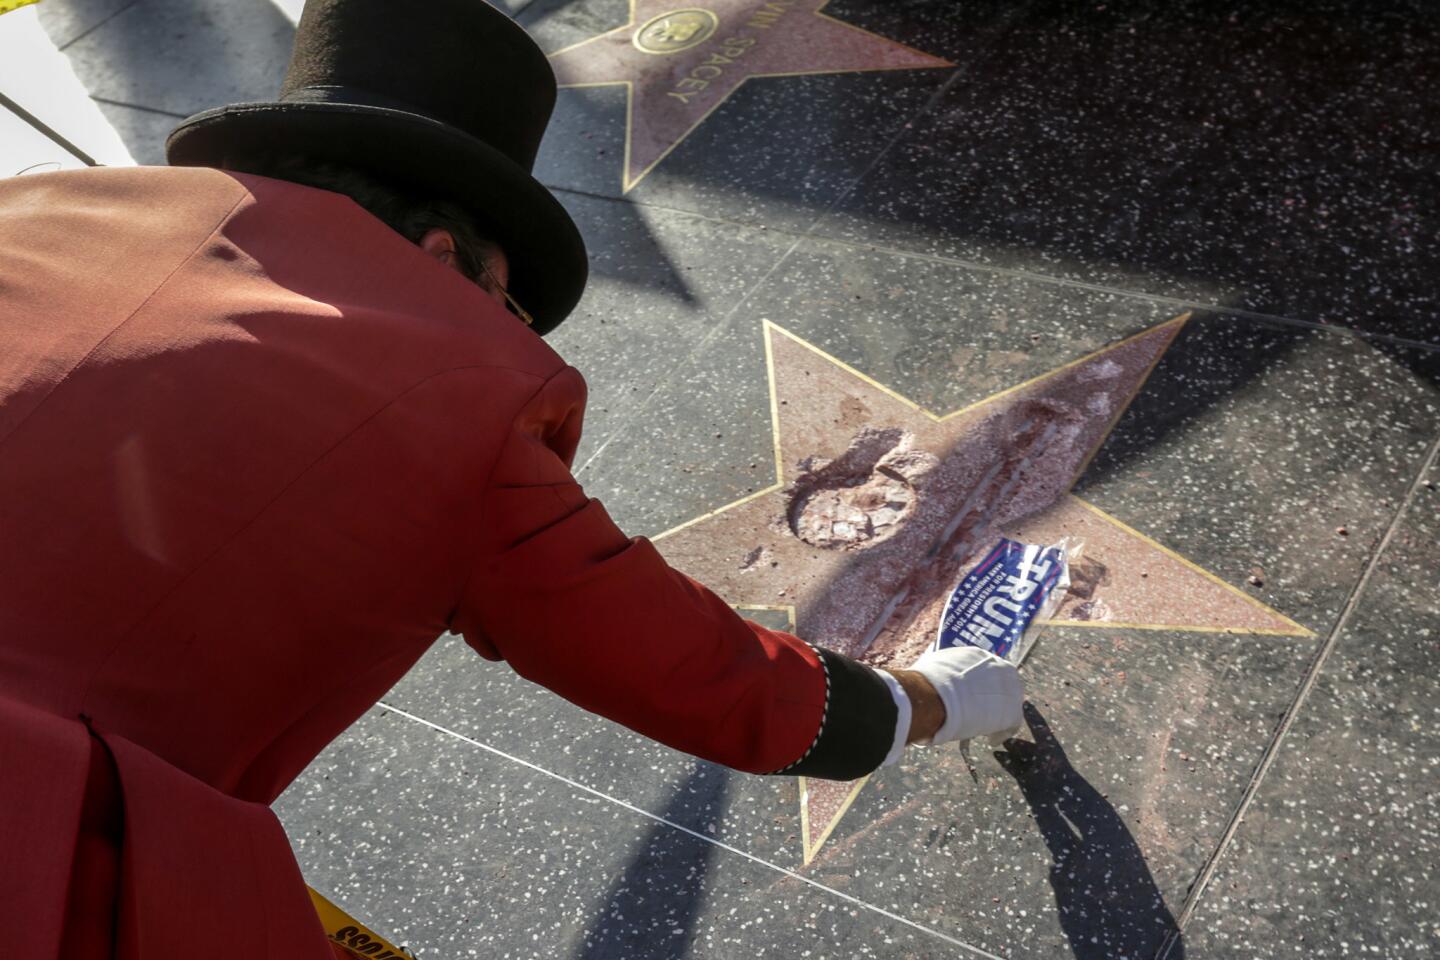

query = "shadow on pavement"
[995, 703, 1183, 960]
[574, 763, 728, 960]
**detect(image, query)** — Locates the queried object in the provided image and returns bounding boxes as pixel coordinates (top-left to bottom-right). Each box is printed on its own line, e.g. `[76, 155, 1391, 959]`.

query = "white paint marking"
[377, 701, 1005, 960]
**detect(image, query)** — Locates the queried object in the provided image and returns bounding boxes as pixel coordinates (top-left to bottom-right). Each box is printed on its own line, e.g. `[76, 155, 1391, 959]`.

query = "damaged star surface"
[653, 318, 1312, 862]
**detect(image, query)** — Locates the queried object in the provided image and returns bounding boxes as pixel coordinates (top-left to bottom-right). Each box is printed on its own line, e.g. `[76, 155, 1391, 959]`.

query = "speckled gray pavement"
[9, 1, 1439, 957]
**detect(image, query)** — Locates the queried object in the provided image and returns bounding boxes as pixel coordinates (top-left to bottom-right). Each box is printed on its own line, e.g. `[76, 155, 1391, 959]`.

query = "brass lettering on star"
[666, 36, 760, 102]
[663, 1, 794, 103]
[633, 8, 720, 54]
[746, 0, 793, 30]
[550, 0, 953, 189]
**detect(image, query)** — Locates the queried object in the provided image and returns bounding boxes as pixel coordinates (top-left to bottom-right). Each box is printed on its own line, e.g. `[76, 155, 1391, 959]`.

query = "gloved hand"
[907, 645, 1024, 747]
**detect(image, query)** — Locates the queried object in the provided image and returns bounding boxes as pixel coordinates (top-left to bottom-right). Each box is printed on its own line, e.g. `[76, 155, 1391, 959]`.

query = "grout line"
[376, 700, 1005, 960]
[796, 243, 1440, 354]
[572, 66, 979, 478]
[572, 219, 813, 476]
[54, 0, 141, 51]
[545, 180, 1439, 355]
[551, 0, 1436, 479]
[564, 7, 1022, 479]
[88, 96, 187, 119]
[1156, 432, 1440, 959]
[812, 69, 967, 226]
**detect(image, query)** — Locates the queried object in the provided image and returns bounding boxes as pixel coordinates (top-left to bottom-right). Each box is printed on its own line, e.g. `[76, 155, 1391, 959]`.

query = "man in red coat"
[0, 1, 1022, 956]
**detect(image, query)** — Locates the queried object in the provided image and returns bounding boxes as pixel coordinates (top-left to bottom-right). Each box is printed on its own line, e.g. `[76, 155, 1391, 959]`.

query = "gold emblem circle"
[632, 8, 719, 55]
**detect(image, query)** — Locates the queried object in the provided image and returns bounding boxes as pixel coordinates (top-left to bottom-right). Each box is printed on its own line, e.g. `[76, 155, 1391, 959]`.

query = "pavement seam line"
[572, 63, 978, 480]
[541, 183, 1439, 355]
[572, 215, 814, 477]
[565, 6, 1026, 482]
[1158, 431, 1440, 959]
[792, 243, 1440, 353]
[88, 95, 188, 119]
[375, 700, 1005, 960]
[795, 0, 1040, 228]
[52, 0, 140, 51]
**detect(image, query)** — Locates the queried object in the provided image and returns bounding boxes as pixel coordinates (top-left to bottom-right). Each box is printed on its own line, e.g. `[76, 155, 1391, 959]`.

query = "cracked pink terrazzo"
[657, 324, 1183, 673]
[653, 324, 1174, 835]
[651, 321, 1314, 855]
[793, 396, 1086, 671]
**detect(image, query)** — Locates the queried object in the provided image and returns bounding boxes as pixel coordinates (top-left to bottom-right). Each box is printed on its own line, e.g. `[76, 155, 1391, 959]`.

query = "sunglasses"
[479, 258, 534, 327]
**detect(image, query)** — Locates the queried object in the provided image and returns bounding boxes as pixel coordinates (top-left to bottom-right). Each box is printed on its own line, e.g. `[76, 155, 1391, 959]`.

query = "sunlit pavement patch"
[0, 5, 133, 173]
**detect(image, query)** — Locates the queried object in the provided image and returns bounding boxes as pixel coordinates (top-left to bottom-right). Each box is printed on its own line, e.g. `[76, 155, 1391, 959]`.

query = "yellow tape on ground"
[0, 1, 42, 16]
[307, 886, 414, 959]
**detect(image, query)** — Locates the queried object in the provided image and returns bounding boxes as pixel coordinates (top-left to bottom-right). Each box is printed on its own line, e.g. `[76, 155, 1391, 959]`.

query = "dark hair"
[232, 154, 502, 287]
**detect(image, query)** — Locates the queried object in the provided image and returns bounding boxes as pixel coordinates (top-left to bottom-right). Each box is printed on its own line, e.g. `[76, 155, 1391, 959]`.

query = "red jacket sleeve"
[450, 367, 895, 778]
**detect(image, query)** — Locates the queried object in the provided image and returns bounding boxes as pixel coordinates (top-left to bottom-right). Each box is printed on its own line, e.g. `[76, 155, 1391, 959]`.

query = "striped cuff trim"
[766, 637, 831, 775]
[766, 646, 897, 781]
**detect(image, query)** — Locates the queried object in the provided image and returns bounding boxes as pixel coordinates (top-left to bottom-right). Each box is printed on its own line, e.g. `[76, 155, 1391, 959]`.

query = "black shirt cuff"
[769, 647, 897, 781]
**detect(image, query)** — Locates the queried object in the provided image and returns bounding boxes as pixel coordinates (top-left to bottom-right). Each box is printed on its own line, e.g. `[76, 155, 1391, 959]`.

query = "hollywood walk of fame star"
[548, 0, 952, 190]
[652, 317, 1312, 863]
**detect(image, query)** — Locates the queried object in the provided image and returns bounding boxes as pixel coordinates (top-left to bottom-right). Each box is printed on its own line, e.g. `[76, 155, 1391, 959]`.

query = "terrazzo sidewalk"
[5, 1, 1437, 957]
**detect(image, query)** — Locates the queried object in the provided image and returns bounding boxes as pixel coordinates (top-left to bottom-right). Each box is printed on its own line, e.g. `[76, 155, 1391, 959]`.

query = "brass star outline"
[653, 317, 1313, 863]
[548, 0, 953, 191]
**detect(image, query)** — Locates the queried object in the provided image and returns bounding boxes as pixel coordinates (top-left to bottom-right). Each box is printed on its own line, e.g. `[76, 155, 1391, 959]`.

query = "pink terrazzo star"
[548, 0, 952, 189]
[653, 317, 1312, 862]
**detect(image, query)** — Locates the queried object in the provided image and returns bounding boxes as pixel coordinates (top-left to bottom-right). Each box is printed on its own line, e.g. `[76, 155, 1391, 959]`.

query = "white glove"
[908, 646, 1024, 747]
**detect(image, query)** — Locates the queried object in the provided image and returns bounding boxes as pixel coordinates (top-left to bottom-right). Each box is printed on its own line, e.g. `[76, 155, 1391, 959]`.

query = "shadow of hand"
[994, 703, 1183, 960]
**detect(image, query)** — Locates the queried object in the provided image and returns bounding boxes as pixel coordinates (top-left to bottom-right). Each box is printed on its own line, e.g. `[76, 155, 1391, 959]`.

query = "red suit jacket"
[0, 167, 894, 957]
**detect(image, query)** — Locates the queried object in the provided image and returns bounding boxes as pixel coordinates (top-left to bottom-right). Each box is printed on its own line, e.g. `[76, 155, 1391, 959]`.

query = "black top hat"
[166, 0, 586, 335]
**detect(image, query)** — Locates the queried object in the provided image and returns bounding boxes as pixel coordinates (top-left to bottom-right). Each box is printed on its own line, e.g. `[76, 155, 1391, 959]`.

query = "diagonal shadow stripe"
[573, 763, 728, 960]
[377, 700, 1006, 960]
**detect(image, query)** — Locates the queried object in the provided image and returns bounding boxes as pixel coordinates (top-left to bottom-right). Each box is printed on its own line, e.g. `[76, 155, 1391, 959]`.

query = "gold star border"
[652, 317, 1314, 864]
[548, 0, 955, 191]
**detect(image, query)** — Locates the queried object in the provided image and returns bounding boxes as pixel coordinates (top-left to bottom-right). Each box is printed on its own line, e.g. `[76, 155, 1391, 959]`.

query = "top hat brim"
[165, 100, 586, 336]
